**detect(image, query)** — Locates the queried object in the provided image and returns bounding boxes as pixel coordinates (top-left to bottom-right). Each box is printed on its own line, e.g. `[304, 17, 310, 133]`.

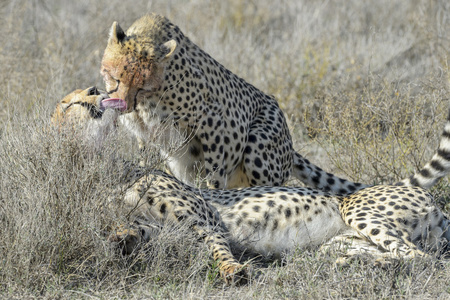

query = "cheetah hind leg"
[319, 230, 389, 267]
[319, 230, 426, 268]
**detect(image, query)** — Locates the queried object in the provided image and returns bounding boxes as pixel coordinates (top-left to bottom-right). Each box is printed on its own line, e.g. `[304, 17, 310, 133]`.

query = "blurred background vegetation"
[0, 0, 449, 298]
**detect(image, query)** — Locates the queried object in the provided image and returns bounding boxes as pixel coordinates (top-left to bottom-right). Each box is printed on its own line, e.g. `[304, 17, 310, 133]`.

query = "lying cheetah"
[52, 86, 127, 125]
[54, 88, 450, 283]
[51, 87, 127, 150]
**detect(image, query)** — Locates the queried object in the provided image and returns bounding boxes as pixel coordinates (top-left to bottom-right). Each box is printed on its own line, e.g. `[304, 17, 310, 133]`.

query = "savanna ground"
[1, 0, 450, 298]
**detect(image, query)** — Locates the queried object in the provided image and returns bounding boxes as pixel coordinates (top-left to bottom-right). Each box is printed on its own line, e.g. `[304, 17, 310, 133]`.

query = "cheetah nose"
[87, 86, 100, 96]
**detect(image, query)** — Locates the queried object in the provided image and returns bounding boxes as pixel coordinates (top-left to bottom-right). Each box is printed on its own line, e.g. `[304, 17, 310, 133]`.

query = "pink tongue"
[100, 98, 127, 112]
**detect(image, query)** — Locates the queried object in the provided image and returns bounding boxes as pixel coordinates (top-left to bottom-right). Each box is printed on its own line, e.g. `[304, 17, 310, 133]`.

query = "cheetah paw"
[109, 227, 141, 255]
[220, 263, 252, 285]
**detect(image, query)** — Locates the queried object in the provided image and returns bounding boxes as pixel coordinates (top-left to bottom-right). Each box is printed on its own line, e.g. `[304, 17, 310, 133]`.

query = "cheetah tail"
[291, 152, 369, 195]
[395, 108, 450, 189]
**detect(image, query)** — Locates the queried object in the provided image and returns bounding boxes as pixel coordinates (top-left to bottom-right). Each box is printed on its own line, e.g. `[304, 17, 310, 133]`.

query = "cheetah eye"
[63, 102, 103, 119]
[87, 86, 100, 96]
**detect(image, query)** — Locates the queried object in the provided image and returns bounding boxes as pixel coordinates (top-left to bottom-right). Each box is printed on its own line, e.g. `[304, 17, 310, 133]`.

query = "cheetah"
[122, 176, 450, 263]
[51, 86, 127, 150]
[101, 14, 369, 192]
[53, 89, 450, 283]
[51, 86, 127, 125]
[101, 14, 446, 192]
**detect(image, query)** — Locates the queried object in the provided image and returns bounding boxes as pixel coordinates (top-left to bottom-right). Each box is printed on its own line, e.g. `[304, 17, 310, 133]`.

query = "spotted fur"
[55, 88, 450, 283]
[101, 15, 450, 194]
[51, 87, 107, 125]
[100, 14, 369, 193]
[51, 87, 124, 150]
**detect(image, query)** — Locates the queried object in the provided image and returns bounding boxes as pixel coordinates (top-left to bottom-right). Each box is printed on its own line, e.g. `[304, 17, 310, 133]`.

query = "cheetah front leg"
[110, 219, 248, 284]
[116, 174, 249, 283]
[195, 224, 249, 284]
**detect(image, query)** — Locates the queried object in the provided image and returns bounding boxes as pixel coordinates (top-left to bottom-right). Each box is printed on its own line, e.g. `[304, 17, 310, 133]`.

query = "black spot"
[377, 205, 386, 211]
[160, 203, 166, 214]
[357, 223, 367, 230]
[370, 228, 380, 235]
[254, 158, 263, 168]
[190, 146, 200, 157]
[285, 208, 292, 218]
[248, 134, 257, 143]
[267, 200, 275, 208]
[419, 169, 431, 178]
[338, 189, 347, 195]
[272, 220, 278, 231]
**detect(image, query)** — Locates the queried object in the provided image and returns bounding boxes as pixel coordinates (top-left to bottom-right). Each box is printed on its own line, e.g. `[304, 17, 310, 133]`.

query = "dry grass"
[1, 0, 450, 298]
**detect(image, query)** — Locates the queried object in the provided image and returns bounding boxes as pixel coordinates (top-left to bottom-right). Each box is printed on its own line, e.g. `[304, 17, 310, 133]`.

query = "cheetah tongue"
[100, 98, 127, 112]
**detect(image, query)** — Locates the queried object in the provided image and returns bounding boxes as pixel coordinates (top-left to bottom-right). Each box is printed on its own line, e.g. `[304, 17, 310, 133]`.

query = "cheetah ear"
[160, 39, 177, 62]
[108, 21, 126, 46]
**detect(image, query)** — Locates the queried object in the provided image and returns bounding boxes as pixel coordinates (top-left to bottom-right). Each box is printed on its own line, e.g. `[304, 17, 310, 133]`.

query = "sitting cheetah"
[101, 13, 369, 192]
[101, 14, 446, 193]
[54, 88, 450, 283]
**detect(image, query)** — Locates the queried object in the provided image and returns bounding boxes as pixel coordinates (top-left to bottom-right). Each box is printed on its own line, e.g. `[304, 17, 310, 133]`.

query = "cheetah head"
[51, 86, 127, 149]
[51, 86, 127, 125]
[100, 14, 178, 113]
